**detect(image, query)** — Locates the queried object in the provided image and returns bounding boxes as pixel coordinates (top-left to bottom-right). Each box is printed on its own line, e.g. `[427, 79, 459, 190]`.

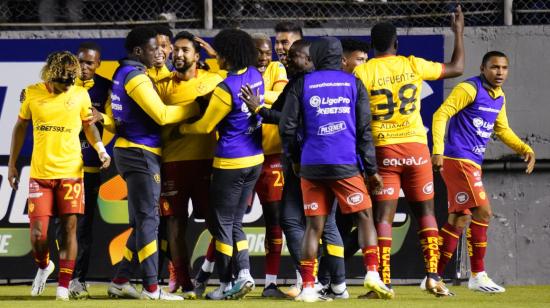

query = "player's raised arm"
[441, 5, 465, 78]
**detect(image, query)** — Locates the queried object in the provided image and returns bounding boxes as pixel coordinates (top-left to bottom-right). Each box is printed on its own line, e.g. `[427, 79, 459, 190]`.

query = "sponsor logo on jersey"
[304, 202, 319, 211]
[382, 156, 428, 167]
[309, 95, 321, 108]
[455, 192, 469, 204]
[347, 193, 364, 205]
[318, 121, 347, 136]
[472, 145, 486, 154]
[376, 187, 395, 196]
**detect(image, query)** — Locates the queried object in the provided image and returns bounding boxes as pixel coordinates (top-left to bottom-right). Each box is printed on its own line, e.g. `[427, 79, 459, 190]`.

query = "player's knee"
[452, 214, 471, 228]
[31, 225, 46, 242]
[474, 205, 492, 222]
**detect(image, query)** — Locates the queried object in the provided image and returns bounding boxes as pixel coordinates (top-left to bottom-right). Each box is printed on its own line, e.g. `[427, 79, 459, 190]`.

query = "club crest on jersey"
[153, 173, 161, 183]
[423, 182, 434, 194]
[65, 98, 77, 110]
[455, 192, 469, 204]
[347, 193, 364, 205]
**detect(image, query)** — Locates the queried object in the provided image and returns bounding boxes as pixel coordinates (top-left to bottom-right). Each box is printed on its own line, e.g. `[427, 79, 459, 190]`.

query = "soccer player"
[97, 26, 200, 301]
[341, 38, 369, 73]
[7, 51, 110, 301]
[279, 37, 391, 302]
[353, 5, 465, 297]
[147, 25, 173, 83]
[177, 29, 263, 300]
[274, 21, 304, 67]
[66, 41, 113, 299]
[250, 32, 288, 298]
[431, 51, 535, 293]
[155, 30, 223, 298]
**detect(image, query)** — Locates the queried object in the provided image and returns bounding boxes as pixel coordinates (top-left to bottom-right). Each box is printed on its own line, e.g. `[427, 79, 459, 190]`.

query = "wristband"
[94, 141, 106, 154]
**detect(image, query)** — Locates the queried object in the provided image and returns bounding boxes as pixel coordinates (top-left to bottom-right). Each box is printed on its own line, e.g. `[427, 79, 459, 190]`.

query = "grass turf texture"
[0, 284, 549, 307]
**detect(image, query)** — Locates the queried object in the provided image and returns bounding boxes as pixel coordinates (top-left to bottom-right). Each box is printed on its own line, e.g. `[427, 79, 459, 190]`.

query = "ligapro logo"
[472, 117, 484, 128]
[309, 95, 321, 108]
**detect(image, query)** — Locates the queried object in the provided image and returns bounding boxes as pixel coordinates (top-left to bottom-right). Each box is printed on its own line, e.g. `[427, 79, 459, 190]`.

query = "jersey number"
[63, 183, 82, 201]
[272, 170, 284, 187]
[370, 84, 417, 120]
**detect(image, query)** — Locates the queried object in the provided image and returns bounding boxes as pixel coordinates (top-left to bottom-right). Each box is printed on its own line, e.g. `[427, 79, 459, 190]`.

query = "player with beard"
[155, 31, 223, 298]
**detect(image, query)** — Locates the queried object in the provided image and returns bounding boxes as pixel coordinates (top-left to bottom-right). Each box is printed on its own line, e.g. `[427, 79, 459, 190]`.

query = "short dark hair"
[482, 51, 508, 66]
[214, 29, 257, 70]
[274, 22, 303, 38]
[78, 41, 102, 54]
[290, 39, 311, 53]
[371, 22, 397, 52]
[173, 31, 201, 53]
[125, 26, 157, 53]
[153, 25, 173, 40]
[340, 38, 369, 54]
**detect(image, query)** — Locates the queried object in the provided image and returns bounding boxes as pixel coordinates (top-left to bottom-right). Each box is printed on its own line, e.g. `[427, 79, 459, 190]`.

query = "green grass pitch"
[0, 284, 549, 307]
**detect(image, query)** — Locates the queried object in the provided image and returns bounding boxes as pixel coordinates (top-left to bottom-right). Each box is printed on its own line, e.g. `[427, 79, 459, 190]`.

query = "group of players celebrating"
[8, 4, 536, 302]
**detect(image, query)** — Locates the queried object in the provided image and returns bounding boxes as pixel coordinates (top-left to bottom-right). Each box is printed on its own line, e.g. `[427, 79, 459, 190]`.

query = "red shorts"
[160, 159, 212, 219]
[373, 143, 434, 202]
[255, 154, 284, 204]
[441, 158, 489, 215]
[27, 178, 84, 218]
[301, 175, 372, 216]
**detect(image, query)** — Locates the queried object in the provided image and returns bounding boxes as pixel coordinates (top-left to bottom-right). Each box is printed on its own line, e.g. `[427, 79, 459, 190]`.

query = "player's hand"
[432, 154, 444, 172]
[367, 173, 383, 195]
[194, 36, 217, 58]
[8, 166, 19, 190]
[99, 152, 111, 170]
[451, 5, 464, 35]
[524, 151, 535, 174]
[87, 107, 104, 125]
[240, 84, 262, 113]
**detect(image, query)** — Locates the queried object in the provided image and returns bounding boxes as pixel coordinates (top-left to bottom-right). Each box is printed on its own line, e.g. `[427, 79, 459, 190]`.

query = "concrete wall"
[2, 26, 549, 284]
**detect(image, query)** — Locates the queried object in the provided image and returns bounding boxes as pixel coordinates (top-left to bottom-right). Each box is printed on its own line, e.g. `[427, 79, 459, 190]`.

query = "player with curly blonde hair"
[8, 50, 110, 301]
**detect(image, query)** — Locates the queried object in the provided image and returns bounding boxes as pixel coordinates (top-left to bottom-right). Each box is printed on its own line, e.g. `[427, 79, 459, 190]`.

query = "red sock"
[265, 225, 283, 276]
[112, 277, 129, 284]
[468, 219, 489, 273]
[376, 222, 392, 285]
[417, 215, 439, 275]
[33, 250, 50, 269]
[58, 259, 75, 288]
[362, 245, 379, 272]
[300, 258, 317, 288]
[437, 223, 463, 276]
[205, 238, 216, 262]
[144, 283, 158, 293]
